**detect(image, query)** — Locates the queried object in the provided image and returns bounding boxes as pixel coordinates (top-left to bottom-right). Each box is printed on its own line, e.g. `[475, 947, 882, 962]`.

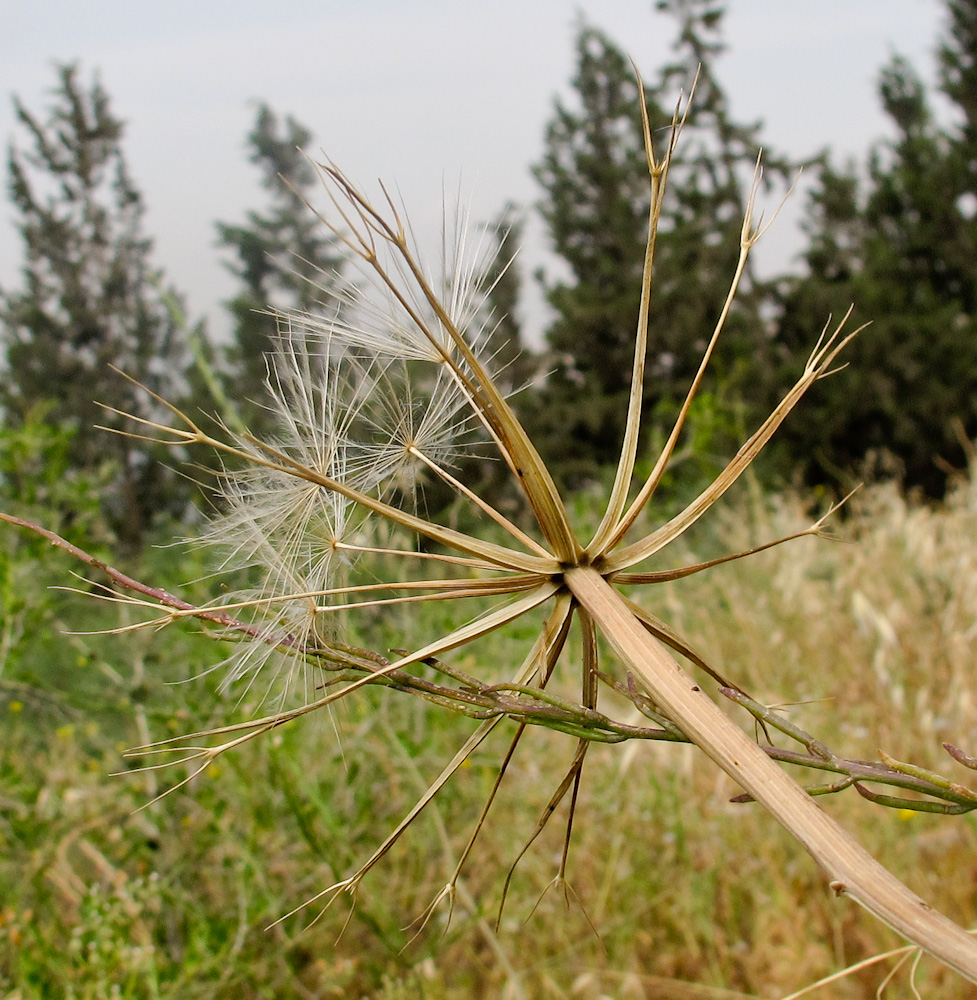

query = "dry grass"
[4, 471, 977, 998]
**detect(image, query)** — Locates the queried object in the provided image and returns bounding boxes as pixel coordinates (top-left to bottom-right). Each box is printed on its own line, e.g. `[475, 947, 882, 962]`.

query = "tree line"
[3, 0, 976, 552]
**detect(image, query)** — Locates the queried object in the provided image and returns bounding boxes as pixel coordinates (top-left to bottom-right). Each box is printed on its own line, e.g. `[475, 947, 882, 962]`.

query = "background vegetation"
[2, 0, 977, 997]
[2, 457, 976, 998]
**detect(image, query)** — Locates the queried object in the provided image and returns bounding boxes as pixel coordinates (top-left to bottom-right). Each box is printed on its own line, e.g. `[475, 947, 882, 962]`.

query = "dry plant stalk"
[5, 80, 977, 983]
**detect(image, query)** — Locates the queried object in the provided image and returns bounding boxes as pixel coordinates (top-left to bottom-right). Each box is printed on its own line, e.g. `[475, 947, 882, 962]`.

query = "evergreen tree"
[652, 0, 794, 380]
[529, 25, 662, 484]
[0, 64, 195, 548]
[776, 4, 977, 497]
[530, 7, 794, 487]
[216, 104, 343, 434]
[939, 0, 977, 167]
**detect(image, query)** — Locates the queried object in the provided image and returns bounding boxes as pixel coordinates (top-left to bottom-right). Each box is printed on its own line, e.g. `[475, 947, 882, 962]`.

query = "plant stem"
[564, 565, 977, 983]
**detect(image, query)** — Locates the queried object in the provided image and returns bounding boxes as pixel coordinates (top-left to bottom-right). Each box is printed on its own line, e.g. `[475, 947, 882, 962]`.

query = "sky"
[0, 0, 948, 346]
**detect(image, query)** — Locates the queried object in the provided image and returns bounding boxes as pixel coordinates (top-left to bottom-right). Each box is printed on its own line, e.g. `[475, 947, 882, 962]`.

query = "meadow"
[2, 461, 976, 1000]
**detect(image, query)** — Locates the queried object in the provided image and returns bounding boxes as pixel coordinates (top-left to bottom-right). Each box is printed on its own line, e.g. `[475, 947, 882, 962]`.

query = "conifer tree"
[217, 105, 343, 435]
[530, 6, 794, 486]
[776, 1, 977, 496]
[529, 25, 663, 484]
[0, 64, 195, 548]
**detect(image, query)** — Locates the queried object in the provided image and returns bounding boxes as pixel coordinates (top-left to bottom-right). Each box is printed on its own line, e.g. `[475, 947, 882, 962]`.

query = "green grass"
[2, 472, 977, 998]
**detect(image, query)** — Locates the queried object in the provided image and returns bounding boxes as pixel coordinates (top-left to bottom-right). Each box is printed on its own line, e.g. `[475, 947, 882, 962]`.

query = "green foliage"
[0, 64, 199, 548]
[0, 414, 115, 719]
[775, 0, 977, 497]
[0, 405, 109, 539]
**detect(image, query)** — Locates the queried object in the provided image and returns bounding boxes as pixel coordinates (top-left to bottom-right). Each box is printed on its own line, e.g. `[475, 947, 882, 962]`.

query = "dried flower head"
[6, 75, 977, 984]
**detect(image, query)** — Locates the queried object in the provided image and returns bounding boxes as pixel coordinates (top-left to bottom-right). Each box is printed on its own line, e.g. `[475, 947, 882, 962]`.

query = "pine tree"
[775, 4, 977, 496]
[530, 7, 795, 487]
[529, 25, 661, 485]
[940, 0, 977, 166]
[216, 104, 343, 434]
[652, 0, 794, 383]
[0, 64, 195, 548]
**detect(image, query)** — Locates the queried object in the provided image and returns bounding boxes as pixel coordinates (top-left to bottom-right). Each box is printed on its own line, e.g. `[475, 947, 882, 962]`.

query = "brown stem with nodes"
[564, 565, 977, 985]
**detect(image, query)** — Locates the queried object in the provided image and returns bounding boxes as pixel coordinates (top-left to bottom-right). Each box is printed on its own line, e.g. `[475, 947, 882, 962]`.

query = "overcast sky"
[0, 1, 948, 345]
